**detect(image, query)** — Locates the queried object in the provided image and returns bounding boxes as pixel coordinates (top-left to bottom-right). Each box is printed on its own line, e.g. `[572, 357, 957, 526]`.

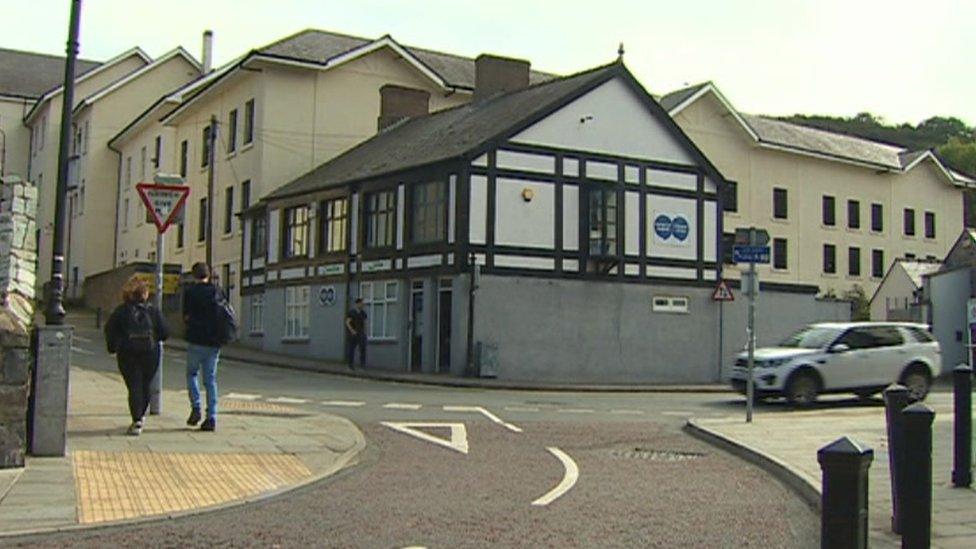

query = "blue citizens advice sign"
[653, 214, 691, 244]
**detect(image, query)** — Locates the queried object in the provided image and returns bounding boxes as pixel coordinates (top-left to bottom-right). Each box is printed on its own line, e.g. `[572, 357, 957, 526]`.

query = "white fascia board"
[667, 83, 760, 142]
[24, 46, 152, 125]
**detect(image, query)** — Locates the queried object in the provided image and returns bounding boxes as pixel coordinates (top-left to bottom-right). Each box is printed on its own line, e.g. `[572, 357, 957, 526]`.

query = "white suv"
[729, 322, 941, 405]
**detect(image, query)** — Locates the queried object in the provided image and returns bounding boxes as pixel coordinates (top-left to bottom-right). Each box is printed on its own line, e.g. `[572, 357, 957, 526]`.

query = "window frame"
[822, 195, 835, 226]
[872, 249, 885, 278]
[243, 99, 255, 145]
[364, 189, 397, 249]
[773, 187, 788, 219]
[773, 237, 788, 270]
[587, 185, 619, 258]
[823, 243, 836, 274]
[848, 246, 861, 277]
[871, 203, 883, 232]
[847, 199, 860, 229]
[924, 211, 936, 239]
[223, 186, 234, 234]
[283, 286, 310, 340]
[227, 108, 238, 154]
[201, 125, 211, 168]
[282, 205, 310, 259]
[904, 208, 916, 236]
[410, 180, 448, 244]
[197, 197, 208, 242]
[249, 293, 264, 335]
[360, 280, 398, 340]
[723, 181, 738, 213]
[251, 214, 268, 258]
[319, 197, 348, 254]
[179, 140, 188, 178]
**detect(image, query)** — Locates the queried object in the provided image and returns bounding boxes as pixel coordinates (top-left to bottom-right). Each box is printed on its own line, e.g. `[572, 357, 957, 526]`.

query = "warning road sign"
[712, 279, 734, 302]
[136, 181, 189, 233]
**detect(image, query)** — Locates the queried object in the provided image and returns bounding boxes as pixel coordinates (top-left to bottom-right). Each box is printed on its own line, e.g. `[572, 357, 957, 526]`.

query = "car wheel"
[785, 372, 819, 406]
[901, 368, 932, 402]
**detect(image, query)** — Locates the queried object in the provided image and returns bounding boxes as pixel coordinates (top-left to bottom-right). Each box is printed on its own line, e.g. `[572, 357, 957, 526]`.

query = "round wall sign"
[319, 285, 337, 307]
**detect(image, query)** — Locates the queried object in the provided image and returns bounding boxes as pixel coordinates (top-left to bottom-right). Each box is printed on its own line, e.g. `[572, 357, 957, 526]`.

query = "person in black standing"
[345, 298, 367, 369]
[104, 275, 169, 436]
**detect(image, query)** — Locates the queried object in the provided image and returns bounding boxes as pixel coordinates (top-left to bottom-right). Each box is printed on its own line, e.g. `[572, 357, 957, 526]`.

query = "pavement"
[687, 392, 976, 548]
[0, 362, 365, 537]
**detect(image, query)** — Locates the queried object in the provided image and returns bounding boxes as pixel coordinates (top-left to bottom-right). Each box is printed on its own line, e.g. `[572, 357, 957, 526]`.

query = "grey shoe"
[127, 422, 142, 436]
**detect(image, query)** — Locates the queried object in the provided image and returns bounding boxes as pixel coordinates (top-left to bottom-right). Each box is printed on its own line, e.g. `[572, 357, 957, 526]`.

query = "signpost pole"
[149, 230, 164, 415]
[746, 228, 757, 423]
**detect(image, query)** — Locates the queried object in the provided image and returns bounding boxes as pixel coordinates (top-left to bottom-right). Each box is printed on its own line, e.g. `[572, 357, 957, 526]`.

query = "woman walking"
[104, 276, 170, 435]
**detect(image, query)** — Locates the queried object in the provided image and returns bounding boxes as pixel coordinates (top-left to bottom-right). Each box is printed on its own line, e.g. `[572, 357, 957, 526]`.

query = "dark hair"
[191, 262, 210, 280]
[355, 298, 364, 304]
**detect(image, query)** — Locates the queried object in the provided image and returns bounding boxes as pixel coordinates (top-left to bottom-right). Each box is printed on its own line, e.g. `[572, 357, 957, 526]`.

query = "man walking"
[183, 262, 223, 431]
[345, 298, 367, 369]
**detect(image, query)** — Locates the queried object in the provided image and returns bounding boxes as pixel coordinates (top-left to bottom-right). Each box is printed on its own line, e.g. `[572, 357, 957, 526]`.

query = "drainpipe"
[466, 251, 477, 376]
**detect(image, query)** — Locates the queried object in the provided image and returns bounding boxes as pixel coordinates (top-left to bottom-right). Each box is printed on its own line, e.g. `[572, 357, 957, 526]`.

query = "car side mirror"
[829, 343, 850, 354]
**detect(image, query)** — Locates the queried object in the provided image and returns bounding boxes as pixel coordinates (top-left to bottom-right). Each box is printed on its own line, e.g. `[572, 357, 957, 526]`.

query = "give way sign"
[136, 181, 190, 233]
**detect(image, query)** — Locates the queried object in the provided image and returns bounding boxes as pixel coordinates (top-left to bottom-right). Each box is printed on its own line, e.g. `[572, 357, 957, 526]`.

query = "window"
[848, 246, 861, 277]
[773, 238, 787, 270]
[153, 135, 161, 169]
[905, 326, 935, 343]
[223, 187, 234, 234]
[125, 156, 132, 187]
[176, 219, 184, 249]
[822, 195, 835, 226]
[837, 326, 903, 350]
[871, 203, 883, 232]
[904, 208, 915, 236]
[123, 198, 129, 229]
[241, 180, 251, 211]
[365, 190, 396, 248]
[250, 294, 264, 334]
[179, 140, 188, 178]
[652, 296, 689, 314]
[872, 249, 884, 278]
[83, 120, 90, 154]
[198, 198, 208, 242]
[588, 187, 618, 256]
[140, 146, 147, 180]
[282, 205, 309, 258]
[361, 280, 398, 340]
[227, 109, 238, 153]
[823, 244, 836, 274]
[319, 197, 348, 253]
[221, 264, 231, 292]
[284, 286, 310, 339]
[924, 211, 935, 238]
[411, 181, 447, 243]
[244, 99, 254, 145]
[721, 232, 736, 265]
[723, 181, 738, 213]
[773, 188, 787, 219]
[201, 125, 211, 168]
[847, 200, 860, 229]
[251, 215, 267, 257]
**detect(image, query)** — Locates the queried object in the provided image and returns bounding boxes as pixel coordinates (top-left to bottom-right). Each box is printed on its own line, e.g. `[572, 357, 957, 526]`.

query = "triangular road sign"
[136, 182, 190, 233]
[380, 422, 469, 454]
[712, 279, 735, 302]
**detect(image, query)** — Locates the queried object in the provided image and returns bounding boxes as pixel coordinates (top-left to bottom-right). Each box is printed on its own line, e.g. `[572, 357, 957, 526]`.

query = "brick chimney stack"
[378, 85, 430, 131]
[473, 54, 530, 101]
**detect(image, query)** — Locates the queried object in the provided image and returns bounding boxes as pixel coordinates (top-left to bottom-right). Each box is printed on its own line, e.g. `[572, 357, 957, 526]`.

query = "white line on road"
[531, 447, 579, 506]
[504, 406, 541, 413]
[383, 403, 422, 410]
[558, 408, 594, 414]
[322, 400, 365, 407]
[442, 405, 522, 433]
[268, 397, 309, 404]
[610, 409, 645, 415]
[73, 335, 93, 343]
[71, 347, 94, 355]
[381, 422, 469, 454]
[660, 411, 694, 417]
[224, 393, 263, 401]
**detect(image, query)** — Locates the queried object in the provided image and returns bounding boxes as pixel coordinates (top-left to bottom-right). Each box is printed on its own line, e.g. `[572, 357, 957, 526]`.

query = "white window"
[361, 280, 398, 340]
[250, 293, 265, 334]
[83, 120, 90, 154]
[140, 146, 147, 180]
[284, 286, 310, 339]
[123, 198, 129, 229]
[652, 295, 689, 314]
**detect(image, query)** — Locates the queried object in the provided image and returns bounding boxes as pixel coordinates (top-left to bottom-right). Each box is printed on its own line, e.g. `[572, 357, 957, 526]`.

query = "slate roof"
[258, 29, 553, 90]
[0, 47, 101, 98]
[897, 260, 943, 288]
[268, 63, 619, 200]
[658, 82, 709, 112]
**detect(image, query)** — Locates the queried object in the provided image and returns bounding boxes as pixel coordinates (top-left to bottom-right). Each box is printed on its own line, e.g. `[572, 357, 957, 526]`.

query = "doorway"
[437, 279, 453, 374]
[409, 280, 424, 372]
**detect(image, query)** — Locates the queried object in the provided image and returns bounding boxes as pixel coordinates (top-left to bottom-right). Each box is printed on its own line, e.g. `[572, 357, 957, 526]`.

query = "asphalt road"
[16, 321, 822, 548]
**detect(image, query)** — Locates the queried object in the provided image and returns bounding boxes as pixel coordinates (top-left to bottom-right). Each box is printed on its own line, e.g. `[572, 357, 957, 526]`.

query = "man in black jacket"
[183, 262, 222, 431]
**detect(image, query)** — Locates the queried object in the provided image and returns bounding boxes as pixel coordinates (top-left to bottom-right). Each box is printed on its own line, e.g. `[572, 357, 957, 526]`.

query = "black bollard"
[883, 383, 910, 534]
[901, 403, 935, 549]
[952, 365, 973, 488]
[818, 436, 874, 549]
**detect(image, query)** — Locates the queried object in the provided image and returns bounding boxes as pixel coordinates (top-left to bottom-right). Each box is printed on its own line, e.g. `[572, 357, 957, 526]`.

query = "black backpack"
[214, 291, 238, 346]
[124, 304, 156, 354]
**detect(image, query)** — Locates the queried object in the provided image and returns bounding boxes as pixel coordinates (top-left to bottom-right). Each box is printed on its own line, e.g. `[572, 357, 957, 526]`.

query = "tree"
[938, 137, 976, 176]
[843, 284, 870, 321]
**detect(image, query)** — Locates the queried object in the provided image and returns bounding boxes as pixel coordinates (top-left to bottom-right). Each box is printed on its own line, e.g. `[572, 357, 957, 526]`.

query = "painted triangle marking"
[381, 422, 469, 454]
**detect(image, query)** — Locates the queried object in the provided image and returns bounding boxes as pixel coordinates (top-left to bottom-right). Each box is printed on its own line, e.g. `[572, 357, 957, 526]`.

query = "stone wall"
[0, 176, 37, 468]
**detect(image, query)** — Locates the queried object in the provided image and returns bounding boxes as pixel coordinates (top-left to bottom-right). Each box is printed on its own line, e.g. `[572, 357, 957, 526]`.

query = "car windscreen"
[779, 326, 842, 349]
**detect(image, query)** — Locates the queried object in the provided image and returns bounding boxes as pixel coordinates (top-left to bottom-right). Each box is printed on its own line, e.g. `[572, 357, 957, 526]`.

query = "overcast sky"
[5, 0, 972, 126]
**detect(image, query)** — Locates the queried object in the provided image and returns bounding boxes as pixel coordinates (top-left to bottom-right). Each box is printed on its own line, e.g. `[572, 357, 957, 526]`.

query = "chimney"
[202, 30, 214, 73]
[474, 54, 530, 101]
[378, 85, 430, 131]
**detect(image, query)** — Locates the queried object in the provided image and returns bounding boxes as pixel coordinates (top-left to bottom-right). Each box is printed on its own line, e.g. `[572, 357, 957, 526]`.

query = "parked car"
[729, 322, 941, 405]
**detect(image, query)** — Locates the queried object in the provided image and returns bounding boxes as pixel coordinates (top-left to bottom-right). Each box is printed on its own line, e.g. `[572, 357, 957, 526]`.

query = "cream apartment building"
[113, 29, 549, 312]
[662, 82, 971, 297]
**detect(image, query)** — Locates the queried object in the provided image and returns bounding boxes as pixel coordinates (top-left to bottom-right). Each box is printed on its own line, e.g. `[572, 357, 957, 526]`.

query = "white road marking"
[383, 402, 422, 410]
[660, 410, 694, 417]
[443, 405, 522, 433]
[224, 392, 263, 401]
[532, 447, 579, 506]
[322, 400, 366, 407]
[268, 397, 309, 404]
[610, 409, 645, 415]
[504, 406, 541, 413]
[73, 335, 93, 343]
[381, 422, 469, 454]
[558, 408, 594, 414]
[71, 347, 94, 355]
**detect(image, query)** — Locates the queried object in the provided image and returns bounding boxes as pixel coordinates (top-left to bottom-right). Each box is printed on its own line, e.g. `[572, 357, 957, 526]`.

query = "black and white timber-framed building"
[239, 56, 847, 383]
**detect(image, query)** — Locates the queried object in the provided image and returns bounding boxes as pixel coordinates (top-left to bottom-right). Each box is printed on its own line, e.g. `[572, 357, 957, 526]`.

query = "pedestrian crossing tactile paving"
[220, 399, 306, 416]
[71, 450, 311, 524]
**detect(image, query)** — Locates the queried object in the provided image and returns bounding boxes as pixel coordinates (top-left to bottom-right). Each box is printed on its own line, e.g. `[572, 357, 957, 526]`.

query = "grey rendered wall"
[472, 275, 850, 384]
[930, 268, 971, 372]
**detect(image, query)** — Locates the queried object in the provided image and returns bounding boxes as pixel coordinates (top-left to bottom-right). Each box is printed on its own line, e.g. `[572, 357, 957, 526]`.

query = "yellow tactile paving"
[72, 450, 311, 524]
[220, 400, 303, 415]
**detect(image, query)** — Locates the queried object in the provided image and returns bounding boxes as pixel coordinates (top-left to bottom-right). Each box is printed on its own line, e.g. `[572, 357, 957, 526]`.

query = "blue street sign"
[733, 245, 771, 264]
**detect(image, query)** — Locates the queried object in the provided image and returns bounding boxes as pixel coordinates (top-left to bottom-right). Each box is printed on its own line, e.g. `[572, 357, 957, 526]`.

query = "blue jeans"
[186, 344, 220, 420]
